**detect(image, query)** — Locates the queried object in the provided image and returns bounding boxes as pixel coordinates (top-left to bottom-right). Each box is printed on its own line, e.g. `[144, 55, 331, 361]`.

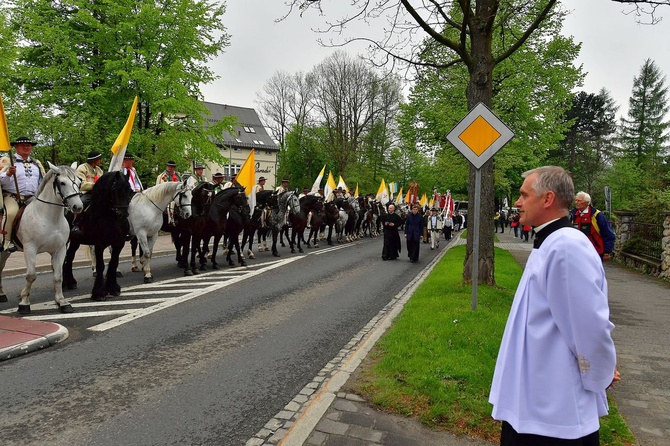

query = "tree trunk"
[463, 8, 496, 286]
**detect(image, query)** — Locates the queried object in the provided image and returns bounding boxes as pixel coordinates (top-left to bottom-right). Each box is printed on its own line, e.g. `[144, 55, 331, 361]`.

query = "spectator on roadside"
[490, 165, 619, 444]
[510, 212, 520, 238]
[443, 212, 454, 241]
[426, 207, 443, 250]
[570, 191, 615, 261]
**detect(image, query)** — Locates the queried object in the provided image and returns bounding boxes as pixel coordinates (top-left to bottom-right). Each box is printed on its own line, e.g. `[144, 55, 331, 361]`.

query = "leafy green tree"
[5, 0, 230, 173]
[619, 58, 670, 189]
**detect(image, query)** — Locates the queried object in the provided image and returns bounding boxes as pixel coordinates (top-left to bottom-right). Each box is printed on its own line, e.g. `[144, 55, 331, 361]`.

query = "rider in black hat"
[77, 150, 104, 204]
[0, 137, 46, 251]
[122, 152, 143, 193]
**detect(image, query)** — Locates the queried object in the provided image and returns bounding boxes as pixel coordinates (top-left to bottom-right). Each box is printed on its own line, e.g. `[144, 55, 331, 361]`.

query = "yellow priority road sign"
[446, 102, 514, 169]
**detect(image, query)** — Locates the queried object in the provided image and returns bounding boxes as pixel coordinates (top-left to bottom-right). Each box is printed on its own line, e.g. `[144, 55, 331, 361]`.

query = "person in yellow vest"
[0, 137, 46, 252]
[76, 150, 104, 209]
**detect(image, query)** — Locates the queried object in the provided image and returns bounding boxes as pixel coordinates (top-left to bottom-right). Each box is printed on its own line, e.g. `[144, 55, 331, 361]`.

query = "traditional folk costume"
[76, 151, 104, 209]
[156, 161, 181, 224]
[0, 148, 46, 251]
[426, 210, 443, 249]
[490, 217, 617, 441]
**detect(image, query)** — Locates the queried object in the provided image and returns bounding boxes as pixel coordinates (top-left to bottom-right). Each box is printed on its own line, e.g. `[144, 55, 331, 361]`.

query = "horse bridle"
[36, 172, 82, 210]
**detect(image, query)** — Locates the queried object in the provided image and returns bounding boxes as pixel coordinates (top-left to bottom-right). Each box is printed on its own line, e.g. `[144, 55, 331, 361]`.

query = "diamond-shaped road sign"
[446, 102, 514, 169]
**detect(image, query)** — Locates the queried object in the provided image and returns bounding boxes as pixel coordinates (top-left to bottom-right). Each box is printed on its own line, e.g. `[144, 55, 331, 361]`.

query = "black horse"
[194, 187, 248, 270]
[288, 194, 323, 253]
[63, 171, 133, 300]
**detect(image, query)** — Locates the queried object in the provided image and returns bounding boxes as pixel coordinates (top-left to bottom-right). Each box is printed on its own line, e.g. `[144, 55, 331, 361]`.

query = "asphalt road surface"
[0, 234, 442, 445]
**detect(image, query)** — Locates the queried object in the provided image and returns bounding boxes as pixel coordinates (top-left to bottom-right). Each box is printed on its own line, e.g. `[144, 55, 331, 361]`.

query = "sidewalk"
[0, 233, 177, 361]
[272, 227, 669, 446]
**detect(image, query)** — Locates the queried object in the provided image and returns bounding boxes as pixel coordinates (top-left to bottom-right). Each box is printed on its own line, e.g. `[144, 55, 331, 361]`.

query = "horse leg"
[327, 225, 334, 245]
[130, 237, 141, 272]
[140, 234, 155, 284]
[0, 251, 11, 302]
[226, 238, 235, 266]
[62, 242, 79, 290]
[271, 228, 280, 257]
[51, 245, 74, 313]
[105, 243, 123, 297]
[235, 237, 246, 266]
[17, 248, 40, 315]
[91, 245, 107, 301]
[211, 233, 222, 269]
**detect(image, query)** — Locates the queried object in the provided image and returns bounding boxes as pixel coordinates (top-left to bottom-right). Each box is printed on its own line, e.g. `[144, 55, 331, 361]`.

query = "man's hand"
[6, 166, 16, 177]
[603, 253, 612, 262]
[609, 368, 621, 388]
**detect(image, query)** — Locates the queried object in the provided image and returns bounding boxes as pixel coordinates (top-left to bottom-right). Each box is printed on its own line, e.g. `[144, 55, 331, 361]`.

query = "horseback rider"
[156, 160, 181, 225]
[193, 162, 207, 185]
[156, 160, 181, 184]
[212, 172, 226, 194]
[254, 176, 266, 194]
[276, 178, 290, 195]
[77, 150, 104, 209]
[122, 152, 143, 192]
[0, 137, 46, 252]
[298, 187, 310, 199]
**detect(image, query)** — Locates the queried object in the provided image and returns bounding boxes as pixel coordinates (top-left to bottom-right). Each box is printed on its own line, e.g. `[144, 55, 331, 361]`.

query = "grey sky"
[200, 0, 670, 119]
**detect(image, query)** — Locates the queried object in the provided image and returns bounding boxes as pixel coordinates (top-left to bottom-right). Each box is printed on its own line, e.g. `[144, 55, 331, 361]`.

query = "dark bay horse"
[288, 194, 323, 253]
[63, 171, 133, 300]
[240, 189, 274, 258]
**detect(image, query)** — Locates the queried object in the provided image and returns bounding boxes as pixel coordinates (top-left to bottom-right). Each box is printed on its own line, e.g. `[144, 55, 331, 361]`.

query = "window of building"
[243, 126, 256, 133]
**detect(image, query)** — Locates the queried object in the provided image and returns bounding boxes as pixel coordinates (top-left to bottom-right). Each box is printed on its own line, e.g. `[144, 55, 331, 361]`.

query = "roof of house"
[203, 102, 279, 152]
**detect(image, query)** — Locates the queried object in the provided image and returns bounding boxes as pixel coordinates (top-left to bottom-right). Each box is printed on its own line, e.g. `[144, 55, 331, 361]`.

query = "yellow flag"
[376, 178, 389, 204]
[404, 189, 411, 203]
[376, 178, 386, 198]
[236, 149, 256, 211]
[429, 198, 434, 208]
[354, 183, 359, 197]
[396, 187, 403, 204]
[0, 94, 11, 152]
[420, 193, 427, 207]
[323, 171, 337, 200]
[337, 175, 348, 192]
[109, 96, 138, 172]
[310, 165, 325, 193]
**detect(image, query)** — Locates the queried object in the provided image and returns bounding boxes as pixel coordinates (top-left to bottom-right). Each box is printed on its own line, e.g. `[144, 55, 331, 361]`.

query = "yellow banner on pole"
[0, 94, 12, 152]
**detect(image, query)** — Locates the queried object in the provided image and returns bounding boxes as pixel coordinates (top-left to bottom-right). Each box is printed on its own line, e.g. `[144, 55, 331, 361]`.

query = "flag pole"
[7, 148, 22, 206]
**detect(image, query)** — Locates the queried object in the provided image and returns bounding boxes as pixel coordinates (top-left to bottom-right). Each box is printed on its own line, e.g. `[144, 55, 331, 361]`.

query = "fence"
[613, 211, 670, 280]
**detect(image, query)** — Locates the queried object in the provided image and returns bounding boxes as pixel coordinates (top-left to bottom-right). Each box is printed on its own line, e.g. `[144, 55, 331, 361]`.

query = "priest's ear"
[543, 190, 557, 209]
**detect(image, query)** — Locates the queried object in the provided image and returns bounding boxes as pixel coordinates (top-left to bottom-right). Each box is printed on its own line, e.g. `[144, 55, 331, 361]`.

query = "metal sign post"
[446, 102, 514, 310]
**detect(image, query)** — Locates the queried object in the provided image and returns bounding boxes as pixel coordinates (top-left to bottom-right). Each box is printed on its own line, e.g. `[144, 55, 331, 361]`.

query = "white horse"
[0, 162, 83, 314]
[128, 180, 192, 283]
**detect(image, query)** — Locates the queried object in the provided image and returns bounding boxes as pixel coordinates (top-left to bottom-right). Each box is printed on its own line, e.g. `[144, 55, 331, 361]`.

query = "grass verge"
[352, 244, 635, 445]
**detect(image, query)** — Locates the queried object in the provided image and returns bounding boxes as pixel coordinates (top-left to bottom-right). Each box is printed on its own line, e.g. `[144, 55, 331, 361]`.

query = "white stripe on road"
[88, 256, 304, 332]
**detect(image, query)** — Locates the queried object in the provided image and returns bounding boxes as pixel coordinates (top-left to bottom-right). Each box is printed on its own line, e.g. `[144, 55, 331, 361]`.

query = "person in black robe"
[404, 204, 424, 263]
[381, 204, 403, 260]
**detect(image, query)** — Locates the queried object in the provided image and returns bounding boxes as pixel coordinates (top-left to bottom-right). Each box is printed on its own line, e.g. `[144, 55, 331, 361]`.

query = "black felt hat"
[10, 137, 37, 146]
[213, 172, 224, 179]
[166, 160, 177, 167]
[87, 150, 102, 161]
[123, 152, 135, 160]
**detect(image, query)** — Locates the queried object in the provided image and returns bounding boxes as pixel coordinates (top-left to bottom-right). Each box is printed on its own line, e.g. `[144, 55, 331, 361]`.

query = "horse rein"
[35, 172, 81, 209]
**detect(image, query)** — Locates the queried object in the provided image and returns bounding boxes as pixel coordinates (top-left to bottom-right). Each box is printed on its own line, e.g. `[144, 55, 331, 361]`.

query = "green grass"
[352, 245, 635, 444]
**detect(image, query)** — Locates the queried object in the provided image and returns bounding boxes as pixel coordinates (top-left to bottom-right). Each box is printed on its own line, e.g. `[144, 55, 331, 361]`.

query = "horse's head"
[45, 162, 84, 214]
[286, 192, 300, 215]
[92, 171, 133, 219]
[174, 180, 193, 219]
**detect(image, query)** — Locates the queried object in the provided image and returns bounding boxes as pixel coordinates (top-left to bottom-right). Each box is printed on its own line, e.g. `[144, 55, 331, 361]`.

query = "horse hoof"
[184, 269, 193, 276]
[248, 252, 255, 259]
[291, 249, 296, 254]
[241, 261, 247, 267]
[228, 261, 234, 266]
[17, 304, 31, 315]
[91, 295, 107, 302]
[328, 241, 333, 246]
[212, 264, 220, 270]
[177, 261, 188, 269]
[59, 304, 74, 314]
[0, 294, 7, 303]
[273, 251, 280, 257]
[92, 271, 97, 278]
[314, 244, 319, 248]
[131, 266, 141, 273]
[64, 283, 77, 291]
[299, 248, 304, 253]
[143, 276, 153, 284]
[192, 268, 200, 275]
[116, 271, 123, 278]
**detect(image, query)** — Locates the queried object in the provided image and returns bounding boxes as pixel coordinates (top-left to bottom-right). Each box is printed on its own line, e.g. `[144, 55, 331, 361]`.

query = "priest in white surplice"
[489, 166, 619, 445]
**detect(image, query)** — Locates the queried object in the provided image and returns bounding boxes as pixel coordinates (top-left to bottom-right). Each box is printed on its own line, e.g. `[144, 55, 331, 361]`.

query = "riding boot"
[70, 214, 83, 237]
